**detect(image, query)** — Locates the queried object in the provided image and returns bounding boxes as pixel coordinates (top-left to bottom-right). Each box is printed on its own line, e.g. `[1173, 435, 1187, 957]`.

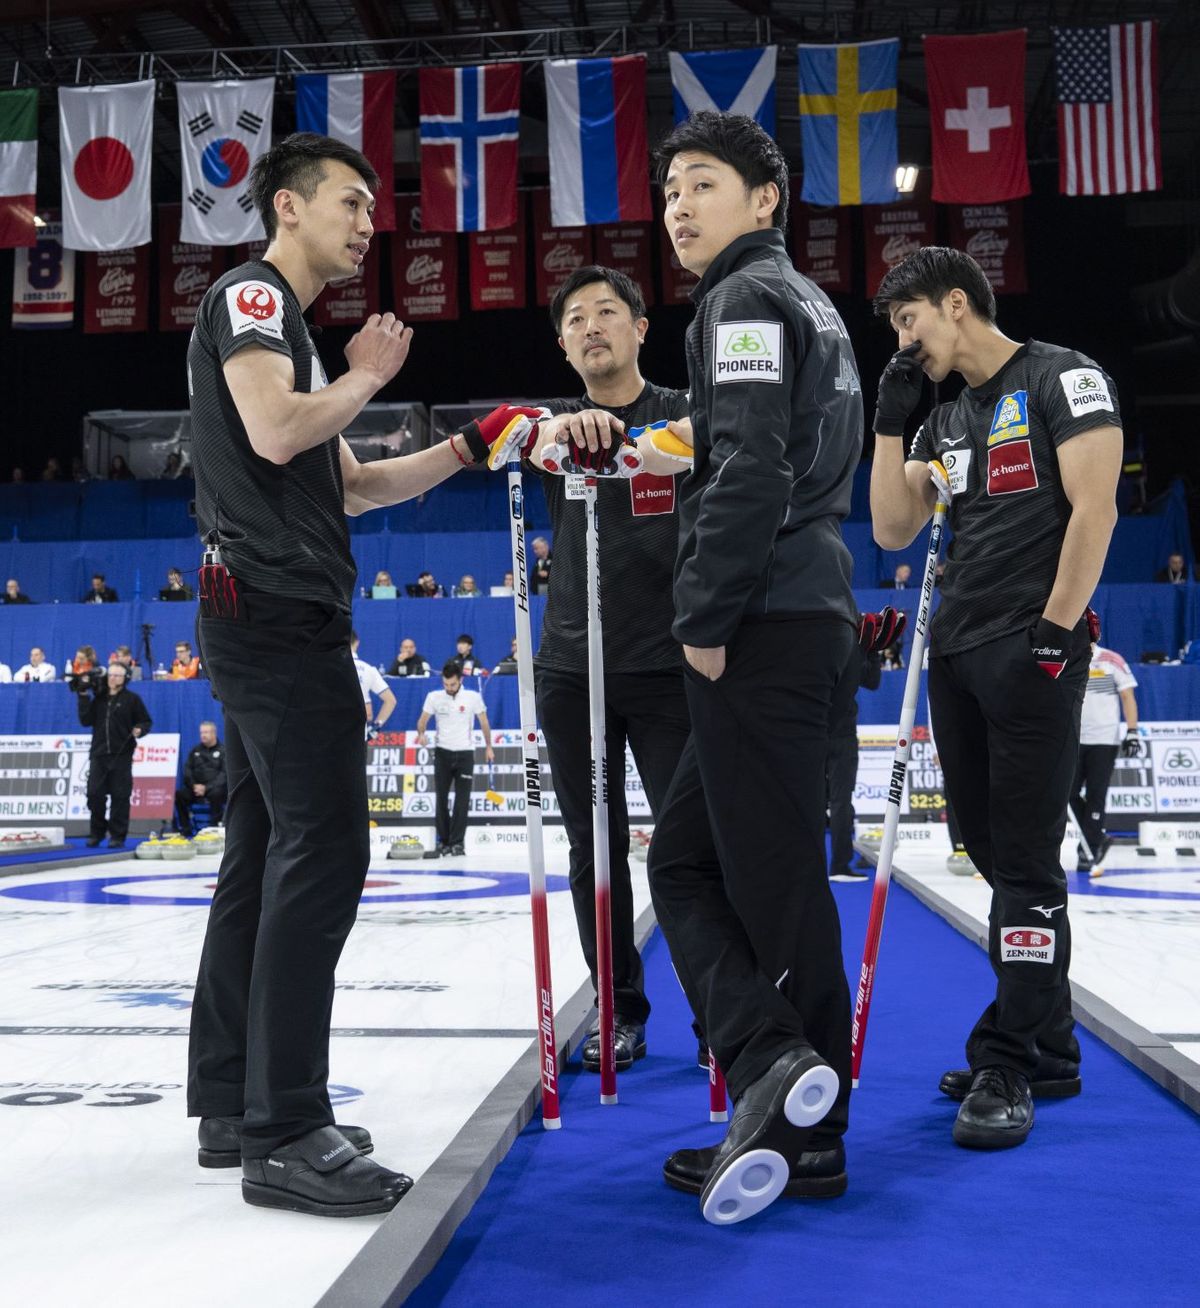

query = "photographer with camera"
[75, 662, 152, 848]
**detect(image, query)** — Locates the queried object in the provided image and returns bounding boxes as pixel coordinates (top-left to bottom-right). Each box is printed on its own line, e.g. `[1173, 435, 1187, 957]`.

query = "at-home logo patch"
[630, 473, 676, 517]
[713, 321, 782, 384]
[987, 439, 1038, 495]
[1000, 926, 1055, 963]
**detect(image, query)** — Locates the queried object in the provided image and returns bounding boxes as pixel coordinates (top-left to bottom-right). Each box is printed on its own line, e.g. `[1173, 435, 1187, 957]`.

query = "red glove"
[1085, 605, 1101, 644]
[542, 429, 644, 478]
[459, 405, 546, 466]
[859, 606, 906, 653]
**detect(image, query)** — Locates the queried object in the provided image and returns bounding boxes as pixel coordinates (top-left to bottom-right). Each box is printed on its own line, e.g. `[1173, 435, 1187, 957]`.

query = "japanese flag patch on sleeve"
[1058, 367, 1113, 417]
[225, 280, 285, 341]
[712, 321, 783, 384]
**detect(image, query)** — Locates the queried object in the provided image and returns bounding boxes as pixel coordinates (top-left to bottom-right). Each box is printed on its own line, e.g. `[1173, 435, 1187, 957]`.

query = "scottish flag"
[668, 47, 778, 134]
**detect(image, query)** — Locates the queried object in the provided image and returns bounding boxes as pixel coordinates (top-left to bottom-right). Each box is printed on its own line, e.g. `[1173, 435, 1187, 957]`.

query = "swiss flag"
[58, 81, 153, 251]
[924, 31, 1030, 205]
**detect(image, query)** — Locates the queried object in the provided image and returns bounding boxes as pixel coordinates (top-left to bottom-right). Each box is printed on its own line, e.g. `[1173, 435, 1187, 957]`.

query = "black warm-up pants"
[826, 732, 859, 876]
[175, 784, 227, 836]
[187, 592, 368, 1158]
[434, 747, 475, 848]
[536, 665, 691, 1025]
[87, 752, 133, 841]
[1070, 745, 1119, 859]
[929, 624, 1089, 1080]
[648, 618, 857, 1136]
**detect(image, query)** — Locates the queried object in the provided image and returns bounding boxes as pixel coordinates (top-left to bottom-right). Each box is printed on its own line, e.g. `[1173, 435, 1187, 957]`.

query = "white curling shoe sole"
[784, 1063, 840, 1127]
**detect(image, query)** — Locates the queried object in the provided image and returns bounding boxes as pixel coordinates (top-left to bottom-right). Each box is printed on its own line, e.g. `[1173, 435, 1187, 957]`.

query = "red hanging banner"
[531, 188, 592, 307]
[791, 196, 852, 294]
[945, 201, 1027, 295]
[158, 204, 224, 332]
[863, 199, 936, 299]
[390, 196, 459, 321]
[83, 245, 150, 334]
[314, 242, 381, 327]
[593, 221, 653, 302]
[468, 192, 526, 311]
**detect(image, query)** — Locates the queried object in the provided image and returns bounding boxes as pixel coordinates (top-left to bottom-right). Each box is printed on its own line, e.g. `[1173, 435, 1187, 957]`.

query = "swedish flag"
[798, 39, 899, 206]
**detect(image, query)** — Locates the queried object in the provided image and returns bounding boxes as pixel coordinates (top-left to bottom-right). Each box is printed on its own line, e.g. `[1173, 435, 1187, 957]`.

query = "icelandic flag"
[545, 55, 651, 228]
[419, 63, 521, 232]
[668, 47, 778, 134]
[295, 71, 396, 231]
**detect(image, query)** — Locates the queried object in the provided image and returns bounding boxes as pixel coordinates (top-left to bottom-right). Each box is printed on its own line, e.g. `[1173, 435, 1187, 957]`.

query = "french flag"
[295, 71, 395, 231]
[545, 55, 651, 228]
[419, 64, 522, 232]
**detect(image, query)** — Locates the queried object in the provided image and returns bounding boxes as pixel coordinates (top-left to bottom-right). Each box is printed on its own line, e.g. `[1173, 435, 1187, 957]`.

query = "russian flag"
[296, 71, 395, 231]
[545, 55, 651, 228]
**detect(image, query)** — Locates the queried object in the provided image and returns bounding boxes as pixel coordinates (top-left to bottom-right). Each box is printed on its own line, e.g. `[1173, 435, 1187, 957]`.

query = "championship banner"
[390, 197, 459, 321]
[945, 202, 1027, 294]
[314, 240, 381, 327]
[468, 192, 526, 311]
[83, 244, 150, 334]
[0, 733, 179, 825]
[863, 198, 936, 298]
[233, 235, 270, 266]
[532, 187, 591, 308]
[366, 728, 650, 823]
[12, 211, 75, 329]
[656, 196, 698, 305]
[158, 203, 225, 332]
[593, 221, 653, 298]
[791, 197, 852, 294]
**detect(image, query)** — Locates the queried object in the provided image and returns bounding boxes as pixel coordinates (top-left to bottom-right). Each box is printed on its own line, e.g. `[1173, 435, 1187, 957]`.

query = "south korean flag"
[178, 78, 274, 246]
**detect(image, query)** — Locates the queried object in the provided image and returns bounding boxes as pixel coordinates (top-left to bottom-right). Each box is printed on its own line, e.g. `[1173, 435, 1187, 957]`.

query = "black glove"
[859, 606, 907, 654]
[1030, 617, 1073, 679]
[1119, 732, 1143, 758]
[366, 723, 381, 742]
[873, 342, 925, 437]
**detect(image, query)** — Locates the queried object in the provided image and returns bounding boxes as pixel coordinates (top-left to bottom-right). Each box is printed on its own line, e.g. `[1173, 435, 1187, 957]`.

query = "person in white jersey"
[1070, 643, 1139, 871]
[416, 661, 494, 857]
[350, 631, 396, 741]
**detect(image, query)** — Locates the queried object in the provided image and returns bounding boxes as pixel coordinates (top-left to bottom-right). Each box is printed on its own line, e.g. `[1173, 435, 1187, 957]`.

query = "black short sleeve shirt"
[908, 340, 1121, 655]
[188, 260, 356, 611]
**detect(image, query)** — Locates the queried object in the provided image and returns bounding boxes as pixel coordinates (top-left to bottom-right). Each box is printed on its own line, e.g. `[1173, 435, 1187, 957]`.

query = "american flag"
[1053, 22, 1160, 197]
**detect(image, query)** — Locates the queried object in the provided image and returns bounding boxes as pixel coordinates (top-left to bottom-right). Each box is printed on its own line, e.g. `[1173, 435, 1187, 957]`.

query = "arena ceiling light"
[895, 165, 919, 193]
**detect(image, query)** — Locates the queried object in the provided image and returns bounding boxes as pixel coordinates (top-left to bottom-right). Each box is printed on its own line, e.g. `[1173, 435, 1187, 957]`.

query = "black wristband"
[458, 421, 488, 464]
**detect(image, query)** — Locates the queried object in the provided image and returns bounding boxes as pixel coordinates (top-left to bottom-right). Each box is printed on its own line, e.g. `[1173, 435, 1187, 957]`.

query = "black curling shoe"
[952, 1067, 1034, 1150]
[198, 1115, 374, 1169]
[241, 1126, 411, 1217]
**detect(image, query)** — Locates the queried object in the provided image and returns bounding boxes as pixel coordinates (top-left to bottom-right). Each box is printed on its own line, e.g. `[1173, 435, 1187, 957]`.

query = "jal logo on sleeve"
[1059, 368, 1114, 416]
[712, 321, 782, 384]
[986, 439, 1038, 496]
[225, 281, 284, 340]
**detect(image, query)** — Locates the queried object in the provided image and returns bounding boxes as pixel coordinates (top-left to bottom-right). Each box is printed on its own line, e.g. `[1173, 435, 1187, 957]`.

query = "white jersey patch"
[310, 356, 327, 391]
[225, 280, 285, 341]
[712, 321, 782, 384]
[942, 446, 971, 496]
[1000, 926, 1055, 964]
[1059, 367, 1113, 417]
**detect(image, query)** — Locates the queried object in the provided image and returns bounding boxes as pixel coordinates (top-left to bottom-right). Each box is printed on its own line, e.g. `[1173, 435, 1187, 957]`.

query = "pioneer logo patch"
[630, 473, 676, 516]
[987, 439, 1038, 495]
[1059, 367, 1114, 416]
[712, 321, 782, 384]
[1000, 926, 1055, 964]
[987, 390, 1029, 444]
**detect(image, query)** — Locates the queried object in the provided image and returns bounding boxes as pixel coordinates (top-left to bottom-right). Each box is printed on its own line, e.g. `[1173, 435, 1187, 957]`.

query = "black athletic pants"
[434, 747, 475, 848]
[187, 593, 368, 1158]
[648, 618, 857, 1136]
[929, 624, 1088, 1079]
[175, 785, 227, 836]
[536, 665, 691, 1025]
[826, 732, 858, 877]
[1070, 745, 1118, 859]
[86, 752, 133, 841]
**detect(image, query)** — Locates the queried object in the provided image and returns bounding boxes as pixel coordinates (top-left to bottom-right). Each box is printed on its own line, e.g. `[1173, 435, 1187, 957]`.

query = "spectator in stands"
[161, 451, 185, 479]
[159, 567, 194, 601]
[70, 456, 91, 483]
[372, 569, 396, 595]
[492, 637, 519, 675]
[14, 647, 55, 682]
[3, 578, 32, 604]
[454, 574, 481, 598]
[175, 720, 227, 837]
[881, 642, 904, 671]
[108, 454, 135, 480]
[9, 467, 25, 483]
[77, 662, 152, 848]
[110, 644, 142, 681]
[0, 659, 10, 682]
[882, 562, 913, 589]
[449, 633, 480, 676]
[83, 573, 119, 604]
[409, 570, 444, 598]
[388, 638, 430, 677]
[170, 640, 201, 680]
[40, 456, 65, 482]
[71, 645, 98, 678]
[500, 571, 515, 593]
[531, 537, 552, 594]
[1154, 552, 1191, 584]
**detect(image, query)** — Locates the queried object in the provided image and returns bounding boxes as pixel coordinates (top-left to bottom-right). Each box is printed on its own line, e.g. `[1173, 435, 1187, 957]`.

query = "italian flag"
[0, 89, 38, 248]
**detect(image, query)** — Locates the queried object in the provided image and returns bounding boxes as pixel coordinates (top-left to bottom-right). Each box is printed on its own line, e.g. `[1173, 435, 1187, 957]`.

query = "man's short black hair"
[442, 659, 462, 678]
[92, 573, 104, 581]
[456, 633, 473, 645]
[872, 246, 997, 324]
[549, 265, 647, 335]
[652, 111, 789, 233]
[249, 132, 380, 241]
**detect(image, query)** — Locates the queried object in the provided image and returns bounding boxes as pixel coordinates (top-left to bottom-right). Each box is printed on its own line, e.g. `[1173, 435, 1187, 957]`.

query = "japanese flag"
[58, 81, 153, 252]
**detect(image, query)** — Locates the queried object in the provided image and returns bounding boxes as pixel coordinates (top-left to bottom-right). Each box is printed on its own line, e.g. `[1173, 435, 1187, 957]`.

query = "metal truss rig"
[7, 19, 773, 87]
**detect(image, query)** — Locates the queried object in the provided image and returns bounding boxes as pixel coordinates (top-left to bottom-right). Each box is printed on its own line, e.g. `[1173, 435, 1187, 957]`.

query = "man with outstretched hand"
[186, 132, 531, 1218]
[870, 246, 1122, 1150]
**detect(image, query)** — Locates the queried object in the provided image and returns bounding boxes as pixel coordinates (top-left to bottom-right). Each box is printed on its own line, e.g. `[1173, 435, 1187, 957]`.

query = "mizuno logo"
[1029, 904, 1065, 919]
[942, 434, 967, 447]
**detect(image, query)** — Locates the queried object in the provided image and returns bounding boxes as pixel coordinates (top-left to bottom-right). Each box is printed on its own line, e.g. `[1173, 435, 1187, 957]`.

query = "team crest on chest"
[987, 391, 1029, 445]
